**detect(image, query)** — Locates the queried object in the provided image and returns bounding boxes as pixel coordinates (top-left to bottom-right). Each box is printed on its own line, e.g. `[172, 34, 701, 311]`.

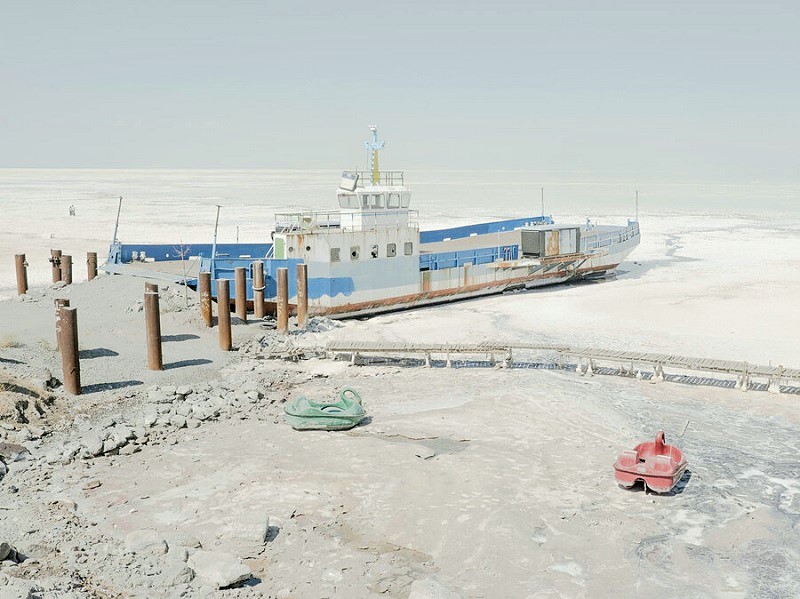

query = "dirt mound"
[0, 373, 58, 426]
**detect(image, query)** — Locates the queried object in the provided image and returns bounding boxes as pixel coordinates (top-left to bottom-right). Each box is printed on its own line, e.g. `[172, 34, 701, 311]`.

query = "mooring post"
[50, 249, 62, 283]
[253, 261, 265, 319]
[60, 255, 73, 285]
[276, 267, 289, 334]
[234, 267, 247, 324]
[87, 252, 98, 281]
[217, 279, 232, 351]
[199, 272, 213, 327]
[14, 254, 28, 295]
[54, 298, 70, 351]
[58, 306, 81, 395]
[144, 282, 163, 370]
[296, 263, 308, 330]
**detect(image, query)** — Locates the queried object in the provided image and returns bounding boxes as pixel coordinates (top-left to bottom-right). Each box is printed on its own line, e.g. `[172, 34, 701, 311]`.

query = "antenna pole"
[112, 196, 123, 244]
[541, 187, 544, 217]
[365, 125, 385, 185]
[635, 190, 639, 222]
[211, 205, 221, 277]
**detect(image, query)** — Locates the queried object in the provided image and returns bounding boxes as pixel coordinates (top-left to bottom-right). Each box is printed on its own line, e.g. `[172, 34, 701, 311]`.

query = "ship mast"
[364, 125, 385, 185]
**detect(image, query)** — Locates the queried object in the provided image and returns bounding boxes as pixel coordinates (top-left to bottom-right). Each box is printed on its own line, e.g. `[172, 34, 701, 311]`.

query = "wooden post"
[276, 267, 288, 334]
[144, 282, 163, 370]
[253, 261, 265, 319]
[296, 263, 308, 330]
[199, 271, 212, 327]
[54, 298, 70, 351]
[59, 306, 81, 395]
[234, 267, 247, 323]
[217, 279, 232, 350]
[14, 254, 28, 295]
[50, 249, 62, 283]
[60, 255, 73, 285]
[87, 252, 98, 281]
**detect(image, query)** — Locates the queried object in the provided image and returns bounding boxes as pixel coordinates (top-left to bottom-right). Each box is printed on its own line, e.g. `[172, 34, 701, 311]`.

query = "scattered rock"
[82, 479, 102, 490]
[0, 543, 22, 563]
[408, 577, 464, 599]
[0, 575, 33, 599]
[164, 533, 202, 550]
[158, 560, 194, 587]
[52, 499, 77, 512]
[187, 550, 251, 589]
[82, 434, 104, 457]
[0, 442, 30, 463]
[175, 385, 193, 398]
[124, 529, 168, 555]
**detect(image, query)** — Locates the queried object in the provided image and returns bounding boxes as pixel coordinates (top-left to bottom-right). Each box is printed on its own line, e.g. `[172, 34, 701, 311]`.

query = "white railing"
[582, 223, 640, 252]
[275, 209, 419, 233]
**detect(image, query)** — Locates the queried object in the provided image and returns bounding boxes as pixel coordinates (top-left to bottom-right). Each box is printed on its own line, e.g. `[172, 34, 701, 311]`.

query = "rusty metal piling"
[253, 261, 265, 319]
[87, 252, 98, 281]
[54, 298, 70, 350]
[50, 250, 62, 283]
[234, 267, 247, 324]
[217, 279, 232, 350]
[199, 272, 213, 327]
[58, 306, 81, 395]
[276, 267, 288, 334]
[60, 255, 73, 285]
[144, 282, 163, 370]
[14, 254, 28, 295]
[296, 263, 308, 330]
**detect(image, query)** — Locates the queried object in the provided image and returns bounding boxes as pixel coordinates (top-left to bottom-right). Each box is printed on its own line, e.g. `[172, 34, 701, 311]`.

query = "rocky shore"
[2, 274, 800, 598]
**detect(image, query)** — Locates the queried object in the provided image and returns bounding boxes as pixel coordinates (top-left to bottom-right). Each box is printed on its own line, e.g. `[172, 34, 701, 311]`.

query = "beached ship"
[105, 127, 640, 318]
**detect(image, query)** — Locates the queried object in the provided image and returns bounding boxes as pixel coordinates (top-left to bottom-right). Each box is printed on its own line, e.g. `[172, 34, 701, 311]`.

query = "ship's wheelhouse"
[337, 191, 411, 210]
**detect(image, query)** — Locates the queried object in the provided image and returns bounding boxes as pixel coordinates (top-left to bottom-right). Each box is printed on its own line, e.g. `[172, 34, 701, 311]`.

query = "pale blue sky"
[1, 1, 798, 181]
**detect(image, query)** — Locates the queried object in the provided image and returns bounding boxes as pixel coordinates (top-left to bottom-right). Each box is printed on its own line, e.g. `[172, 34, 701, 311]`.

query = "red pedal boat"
[613, 431, 688, 493]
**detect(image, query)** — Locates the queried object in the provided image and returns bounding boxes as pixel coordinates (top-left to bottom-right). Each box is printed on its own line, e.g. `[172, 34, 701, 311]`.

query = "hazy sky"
[1, 1, 798, 181]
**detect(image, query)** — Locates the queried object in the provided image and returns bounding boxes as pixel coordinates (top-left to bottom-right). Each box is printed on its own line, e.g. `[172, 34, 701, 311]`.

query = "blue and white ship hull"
[104, 130, 640, 318]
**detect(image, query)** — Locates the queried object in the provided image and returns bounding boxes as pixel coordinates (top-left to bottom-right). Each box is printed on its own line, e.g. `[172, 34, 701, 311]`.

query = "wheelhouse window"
[337, 193, 360, 209]
[400, 193, 411, 208]
[370, 194, 384, 209]
[387, 193, 400, 209]
[330, 248, 340, 262]
[404, 242, 413, 255]
[350, 246, 360, 260]
[387, 243, 396, 257]
[370, 244, 379, 258]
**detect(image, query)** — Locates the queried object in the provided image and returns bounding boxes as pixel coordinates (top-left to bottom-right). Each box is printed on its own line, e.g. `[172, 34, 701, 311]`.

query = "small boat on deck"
[613, 431, 687, 493]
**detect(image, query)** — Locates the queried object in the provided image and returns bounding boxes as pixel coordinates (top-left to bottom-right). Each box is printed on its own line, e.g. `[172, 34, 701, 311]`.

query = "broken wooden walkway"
[320, 340, 800, 393]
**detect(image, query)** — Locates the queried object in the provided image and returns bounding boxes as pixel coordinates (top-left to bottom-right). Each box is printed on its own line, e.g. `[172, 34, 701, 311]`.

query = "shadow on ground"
[164, 358, 213, 370]
[82, 380, 144, 394]
[162, 334, 200, 343]
[79, 348, 120, 359]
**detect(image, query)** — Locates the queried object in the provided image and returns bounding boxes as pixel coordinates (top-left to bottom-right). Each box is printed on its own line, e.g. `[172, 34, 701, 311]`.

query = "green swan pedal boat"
[284, 388, 367, 431]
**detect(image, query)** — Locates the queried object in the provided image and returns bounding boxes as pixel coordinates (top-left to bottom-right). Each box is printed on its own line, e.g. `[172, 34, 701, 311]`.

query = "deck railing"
[275, 209, 419, 233]
[582, 223, 640, 252]
[342, 170, 405, 187]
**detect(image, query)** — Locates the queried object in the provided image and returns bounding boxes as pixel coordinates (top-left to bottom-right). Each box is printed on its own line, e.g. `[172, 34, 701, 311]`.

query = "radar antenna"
[364, 125, 385, 185]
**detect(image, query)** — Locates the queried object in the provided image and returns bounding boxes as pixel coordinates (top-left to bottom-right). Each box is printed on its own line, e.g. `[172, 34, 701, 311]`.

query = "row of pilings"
[14, 250, 98, 294]
[10, 251, 309, 396]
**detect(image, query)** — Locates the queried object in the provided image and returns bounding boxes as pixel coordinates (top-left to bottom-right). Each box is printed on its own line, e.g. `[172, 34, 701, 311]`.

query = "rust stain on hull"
[311, 263, 619, 318]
